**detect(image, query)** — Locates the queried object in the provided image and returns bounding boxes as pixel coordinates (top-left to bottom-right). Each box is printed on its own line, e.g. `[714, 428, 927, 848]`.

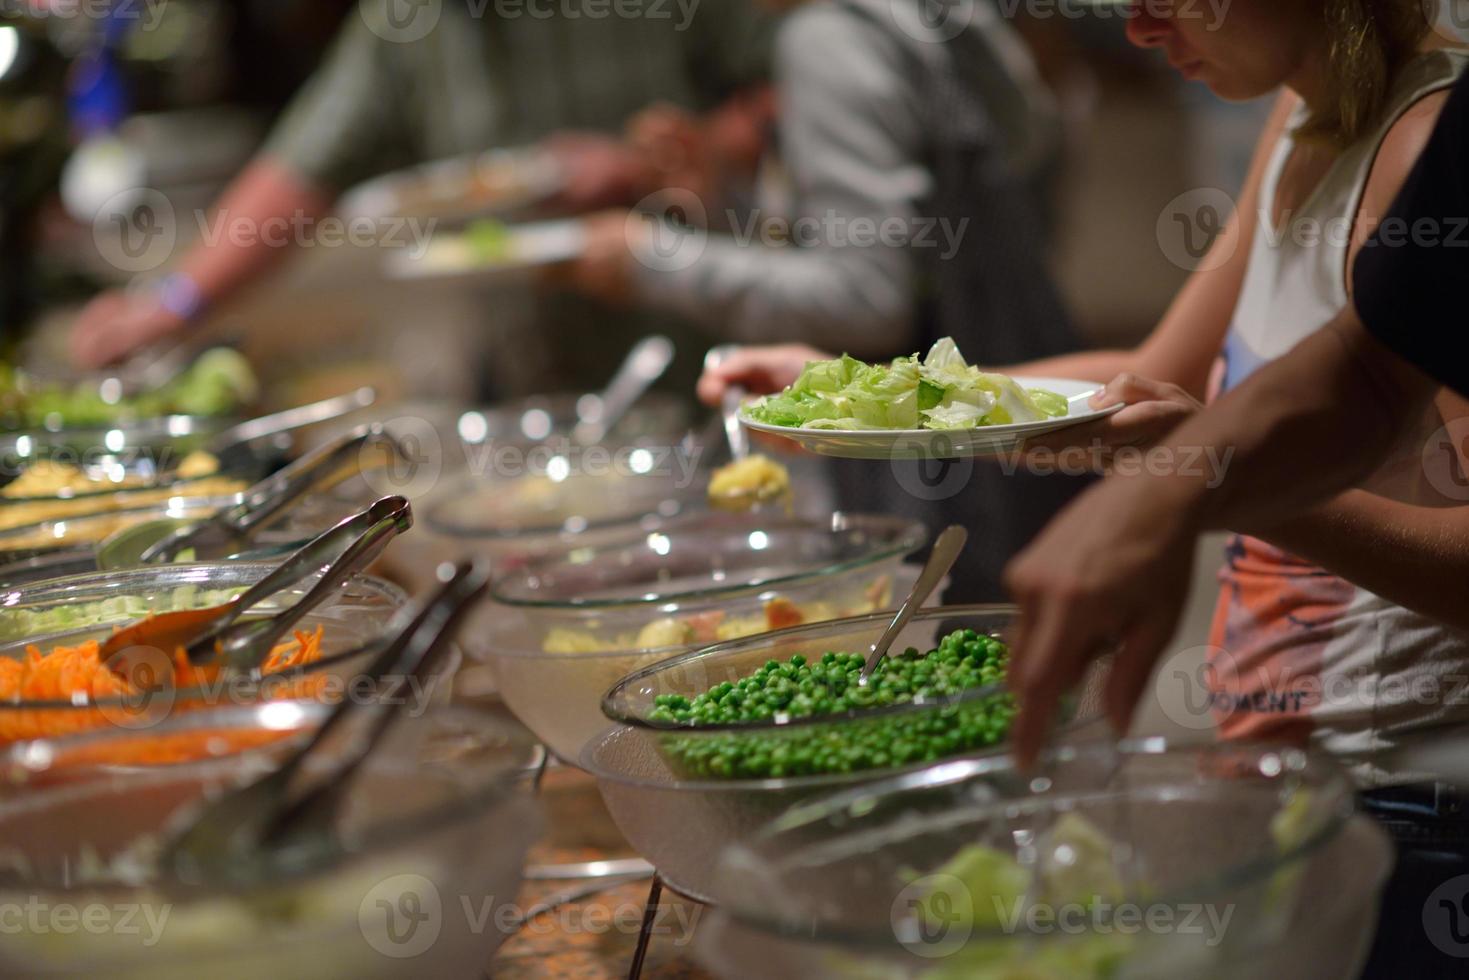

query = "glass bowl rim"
[600, 603, 1020, 734]
[0, 702, 539, 895]
[490, 511, 928, 610]
[0, 494, 245, 546]
[0, 561, 408, 711]
[423, 467, 697, 541]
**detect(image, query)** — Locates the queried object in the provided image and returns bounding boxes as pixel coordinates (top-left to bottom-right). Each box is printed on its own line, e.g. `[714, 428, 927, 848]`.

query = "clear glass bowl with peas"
[582, 605, 1108, 903]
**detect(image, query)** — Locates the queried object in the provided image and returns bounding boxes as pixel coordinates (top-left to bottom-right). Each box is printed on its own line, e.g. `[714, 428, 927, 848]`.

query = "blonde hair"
[1296, 0, 1432, 145]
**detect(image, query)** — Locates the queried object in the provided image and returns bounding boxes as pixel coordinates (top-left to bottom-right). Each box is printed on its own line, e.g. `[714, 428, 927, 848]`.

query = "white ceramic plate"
[738, 377, 1122, 459]
[384, 219, 586, 282]
[340, 148, 563, 221]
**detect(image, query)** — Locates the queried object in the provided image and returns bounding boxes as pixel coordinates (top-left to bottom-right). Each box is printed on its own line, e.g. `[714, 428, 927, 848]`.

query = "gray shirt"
[265, 0, 773, 192]
[630, 0, 1057, 357]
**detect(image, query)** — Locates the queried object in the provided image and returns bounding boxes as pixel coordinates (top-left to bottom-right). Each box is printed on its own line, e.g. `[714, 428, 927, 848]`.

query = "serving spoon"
[160, 560, 491, 887]
[703, 345, 792, 512]
[858, 524, 968, 684]
[100, 496, 412, 673]
[570, 335, 674, 445]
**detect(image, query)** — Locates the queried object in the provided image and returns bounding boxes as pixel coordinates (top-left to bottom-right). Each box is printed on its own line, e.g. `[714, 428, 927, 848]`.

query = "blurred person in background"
[568, 0, 1089, 601]
[67, 0, 774, 373]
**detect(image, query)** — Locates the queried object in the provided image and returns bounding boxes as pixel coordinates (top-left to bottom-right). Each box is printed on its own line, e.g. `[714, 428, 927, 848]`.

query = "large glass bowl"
[697, 740, 1387, 980]
[1, 701, 329, 788]
[372, 423, 704, 595]
[0, 496, 240, 581]
[0, 562, 409, 745]
[476, 512, 928, 763]
[581, 605, 1106, 901]
[0, 703, 540, 979]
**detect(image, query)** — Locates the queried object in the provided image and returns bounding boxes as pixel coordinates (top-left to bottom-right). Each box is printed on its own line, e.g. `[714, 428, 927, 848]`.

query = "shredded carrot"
[0, 625, 329, 748]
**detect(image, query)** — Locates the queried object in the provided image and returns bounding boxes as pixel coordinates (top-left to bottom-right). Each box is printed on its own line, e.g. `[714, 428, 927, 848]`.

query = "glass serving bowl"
[0, 496, 240, 576]
[0, 703, 540, 979]
[697, 740, 1388, 980]
[581, 605, 1106, 902]
[477, 512, 928, 763]
[0, 701, 329, 789]
[0, 562, 409, 746]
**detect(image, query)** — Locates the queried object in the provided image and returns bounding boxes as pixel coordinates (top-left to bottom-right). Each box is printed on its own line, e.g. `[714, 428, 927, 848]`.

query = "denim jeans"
[1358, 784, 1469, 977]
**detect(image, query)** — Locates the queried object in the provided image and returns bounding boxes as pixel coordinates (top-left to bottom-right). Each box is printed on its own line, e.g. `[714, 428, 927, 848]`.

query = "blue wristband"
[154, 272, 205, 322]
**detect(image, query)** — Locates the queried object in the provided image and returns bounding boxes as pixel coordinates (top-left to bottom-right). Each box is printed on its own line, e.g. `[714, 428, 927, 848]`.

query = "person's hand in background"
[1018, 372, 1204, 471]
[550, 209, 641, 305]
[627, 103, 717, 204]
[628, 88, 775, 206]
[539, 132, 661, 214]
[68, 285, 190, 369]
[696, 343, 832, 406]
[1003, 467, 1206, 769]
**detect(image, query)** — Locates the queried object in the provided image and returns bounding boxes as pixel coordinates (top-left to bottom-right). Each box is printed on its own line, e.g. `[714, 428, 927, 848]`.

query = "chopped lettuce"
[746, 339, 1069, 432]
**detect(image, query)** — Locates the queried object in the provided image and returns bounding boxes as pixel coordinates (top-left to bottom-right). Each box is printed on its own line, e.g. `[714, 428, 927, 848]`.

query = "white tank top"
[1208, 49, 1469, 788]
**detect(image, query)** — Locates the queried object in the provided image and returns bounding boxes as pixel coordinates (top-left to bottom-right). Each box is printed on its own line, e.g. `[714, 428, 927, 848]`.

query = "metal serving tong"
[138, 423, 404, 564]
[100, 496, 412, 673]
[180, 386, 378, 479]
[161, 561, 491, 887]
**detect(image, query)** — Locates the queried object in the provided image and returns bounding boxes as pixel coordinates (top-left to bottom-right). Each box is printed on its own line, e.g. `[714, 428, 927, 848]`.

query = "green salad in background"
[745, 338, 1069, 431]
[0, 348, 258, 430]
[465, 219, 515, 263]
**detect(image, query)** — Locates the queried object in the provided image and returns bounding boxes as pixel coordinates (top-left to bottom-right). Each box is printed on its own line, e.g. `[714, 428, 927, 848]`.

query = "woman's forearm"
[1244, 492, 1469, 633]
[176, 156, 334, 309]
[1006, 349, 1135, 384]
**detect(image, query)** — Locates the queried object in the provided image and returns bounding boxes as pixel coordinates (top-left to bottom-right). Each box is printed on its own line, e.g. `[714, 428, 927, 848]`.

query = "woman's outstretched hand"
[696, 344, 833, 406]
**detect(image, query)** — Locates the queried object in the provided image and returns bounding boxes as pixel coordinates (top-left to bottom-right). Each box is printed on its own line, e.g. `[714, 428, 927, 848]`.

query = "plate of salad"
[739, 338, 1120, 459]
[384, 218, 586, 281]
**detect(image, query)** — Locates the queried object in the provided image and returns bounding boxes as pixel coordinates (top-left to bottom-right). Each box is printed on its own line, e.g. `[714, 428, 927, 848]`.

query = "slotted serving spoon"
[100, 496, 412, 673]
[161, 560, 491, 886]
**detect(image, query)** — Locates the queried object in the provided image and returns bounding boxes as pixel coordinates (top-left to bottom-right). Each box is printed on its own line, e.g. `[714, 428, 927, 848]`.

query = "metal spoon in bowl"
[704, 346, 793, 512]
[858, 524, 969, 684]
[160, 560, 491, 887]
[99, 496, 412, 673]
[571, 335, 674, 445]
